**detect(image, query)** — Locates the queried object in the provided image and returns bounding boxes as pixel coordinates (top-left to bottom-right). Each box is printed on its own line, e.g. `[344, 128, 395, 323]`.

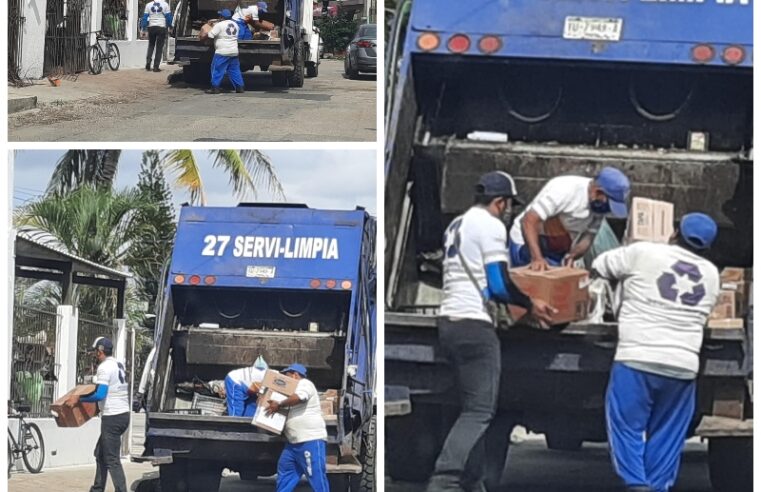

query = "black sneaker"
[145, 64, 151, 71]
[235, 86, 245, 93]
[153, 67, 162, 72]
[206, 87, 221, 94]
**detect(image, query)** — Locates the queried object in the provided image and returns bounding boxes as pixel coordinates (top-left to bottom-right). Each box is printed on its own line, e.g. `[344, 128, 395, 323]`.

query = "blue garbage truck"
[385, 1, 752, 490]
[136, 204, 376, 491]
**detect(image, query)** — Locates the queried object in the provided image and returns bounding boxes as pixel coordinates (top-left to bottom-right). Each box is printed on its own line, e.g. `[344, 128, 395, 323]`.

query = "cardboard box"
[710, 290, 736, 320]
[251, 388, 288, 435]
[509, 267, 590, 325]
[50, 384, 98, 428]
[707, 318, 744, 329]
[261, 370, 299, 396]
[627, 197, 674, 243]
[720, 267, 752, 283]
[320, 399, 335, 416]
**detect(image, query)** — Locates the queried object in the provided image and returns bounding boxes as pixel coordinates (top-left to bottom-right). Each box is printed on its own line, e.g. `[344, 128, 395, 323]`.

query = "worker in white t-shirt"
[225, 356, 268, 417]
[140, 0, 173, 72]
[592, 213, 720, 492]
[509, 167, 631, 271]
[428, 172, 556, 492]
[265, 364, 329, 492]
[65, 337, 130, 492]
[201, 9, 244, 94]
[232, 3, 274, 40]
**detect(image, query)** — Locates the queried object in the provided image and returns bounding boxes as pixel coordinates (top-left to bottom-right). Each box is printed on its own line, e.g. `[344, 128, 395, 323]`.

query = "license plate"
[563, 16, 623, 42]
[246, 265, 276, 278]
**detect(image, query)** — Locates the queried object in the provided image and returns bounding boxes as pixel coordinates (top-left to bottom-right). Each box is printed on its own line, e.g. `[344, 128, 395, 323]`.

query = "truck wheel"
[351, 415, 376, 491]
[272, 71, 288, 87]
[306, 62, 318, 78]
[288, 41, 305, 88]
[386, 404, 448, 482]
[708, 437, 752, 492]
[545, 433, 584, 451]
[182, 64, 210, 85]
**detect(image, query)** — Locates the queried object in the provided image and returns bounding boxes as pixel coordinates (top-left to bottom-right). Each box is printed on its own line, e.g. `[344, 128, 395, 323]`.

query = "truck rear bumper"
[173, 38, 287, 69]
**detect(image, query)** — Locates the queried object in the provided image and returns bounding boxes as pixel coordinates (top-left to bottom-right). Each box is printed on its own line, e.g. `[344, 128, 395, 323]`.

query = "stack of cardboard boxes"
[320, 389, 338, 417]
[709, 267, 752, 329]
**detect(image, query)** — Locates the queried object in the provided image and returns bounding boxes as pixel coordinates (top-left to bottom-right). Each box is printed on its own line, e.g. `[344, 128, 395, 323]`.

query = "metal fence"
[8, 0, 25, 82]
[44, 0, 93, 76]
[77, 313, 113, 384]
[102, 0, 127, 40]
[12, 306, 60, 417]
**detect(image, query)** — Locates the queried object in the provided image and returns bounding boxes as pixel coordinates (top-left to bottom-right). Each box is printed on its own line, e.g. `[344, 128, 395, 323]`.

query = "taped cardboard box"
[710, 290, 736, 320]
[252, 388, 288, 435]
[626, 197, 674, 244]
[509, 267, 590, 325]
[50, 384, 98, 427]
[720, 267, 752, 317]
[261, 370, 299, 396]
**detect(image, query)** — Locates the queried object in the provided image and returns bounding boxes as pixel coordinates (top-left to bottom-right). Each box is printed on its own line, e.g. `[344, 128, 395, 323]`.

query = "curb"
[9, 96, 38, 114]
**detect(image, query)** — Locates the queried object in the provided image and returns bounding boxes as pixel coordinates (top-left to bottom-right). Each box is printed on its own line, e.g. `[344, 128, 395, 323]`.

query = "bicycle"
[8, 401, 45, 477]
[88, 31, 121, 74]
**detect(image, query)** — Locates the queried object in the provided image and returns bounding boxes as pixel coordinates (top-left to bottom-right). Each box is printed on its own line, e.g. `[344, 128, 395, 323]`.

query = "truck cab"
[138, 204, 376, 491]
[169, 0, 319, 87]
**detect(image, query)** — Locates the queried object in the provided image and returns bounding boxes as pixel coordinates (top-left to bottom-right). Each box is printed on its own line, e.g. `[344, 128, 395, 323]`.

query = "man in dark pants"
[141, 0, 173, 72]
[427, 172, 556, 492]
[66, 337, 130, 492]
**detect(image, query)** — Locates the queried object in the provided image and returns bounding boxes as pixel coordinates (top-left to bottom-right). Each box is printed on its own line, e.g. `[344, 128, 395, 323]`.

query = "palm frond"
[210, 150, 286, 202]
[161, 150, 207, 206]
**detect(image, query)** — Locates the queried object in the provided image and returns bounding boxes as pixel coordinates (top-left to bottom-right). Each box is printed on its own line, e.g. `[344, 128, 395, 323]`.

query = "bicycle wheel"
[20, 423, 44, 474]
[107, 43, 121, 71]
[88, 46, 103, 75]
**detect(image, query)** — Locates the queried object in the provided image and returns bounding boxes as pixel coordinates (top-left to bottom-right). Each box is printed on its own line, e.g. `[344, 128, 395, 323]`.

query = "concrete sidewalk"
[8, 68, 170, 113]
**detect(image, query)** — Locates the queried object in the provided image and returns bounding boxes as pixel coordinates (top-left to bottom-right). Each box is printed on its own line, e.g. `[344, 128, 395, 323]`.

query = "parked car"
[344, 23, 376, 78]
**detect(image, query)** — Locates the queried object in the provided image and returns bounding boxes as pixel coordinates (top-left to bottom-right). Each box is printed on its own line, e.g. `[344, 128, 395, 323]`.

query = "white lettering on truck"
[215, 235, 340, 259]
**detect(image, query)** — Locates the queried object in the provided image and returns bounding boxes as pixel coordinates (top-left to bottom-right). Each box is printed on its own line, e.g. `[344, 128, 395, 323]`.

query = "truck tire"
[182, 64, 210, 85]
[288, 41, 305, 88]
[708, 437, 752, 492]
[386, 404, 449, 482]
[352, 415, 376, 491]
[306, 62, 318, 78]
[272, 71, 288, 87]
[159, 460, 222, 492]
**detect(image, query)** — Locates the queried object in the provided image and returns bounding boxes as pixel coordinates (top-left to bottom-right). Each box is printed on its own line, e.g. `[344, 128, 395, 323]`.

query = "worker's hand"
[265, 400, 280, 416]
[562, 254, 576, 267]
[528, 258, 549, 272]
[247, 382, 261, 396]
[530, 299, 558, 329]
[64, 395, 80, 408]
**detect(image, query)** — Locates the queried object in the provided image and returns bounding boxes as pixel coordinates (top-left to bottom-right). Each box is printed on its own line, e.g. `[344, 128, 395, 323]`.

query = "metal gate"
[9, 0, 25, 81]
[44, 0, 92, 76]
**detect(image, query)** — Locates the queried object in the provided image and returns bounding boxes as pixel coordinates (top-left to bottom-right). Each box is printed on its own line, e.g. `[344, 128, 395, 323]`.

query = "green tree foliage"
[316, 16, 359, 54]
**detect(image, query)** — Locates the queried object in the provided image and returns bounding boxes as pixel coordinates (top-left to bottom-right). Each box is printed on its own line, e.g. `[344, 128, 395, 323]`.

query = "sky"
[12, 149, 377, 216]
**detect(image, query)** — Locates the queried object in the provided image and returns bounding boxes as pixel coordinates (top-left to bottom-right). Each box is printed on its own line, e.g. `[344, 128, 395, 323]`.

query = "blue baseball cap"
[680, 213, 717, 250]
[257, 1, 268, 12]
[595, 167, 630, 218]
[92, 337, 113, 352]
[281, 363, 307, 378]
[218, 8, 232, 18]
[476, 171, 523, 205]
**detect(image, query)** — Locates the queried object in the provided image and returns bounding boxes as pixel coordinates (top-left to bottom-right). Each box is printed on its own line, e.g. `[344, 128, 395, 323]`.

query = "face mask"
[590, 199, 611, 215]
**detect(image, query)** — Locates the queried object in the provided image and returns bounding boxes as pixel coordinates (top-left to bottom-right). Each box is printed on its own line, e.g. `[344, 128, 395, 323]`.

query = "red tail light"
[691, 44, 715, 63]
[447, 34, 471, 54]
[310, 279, 321, 289]
[478, 35, 502, 54]
[204, 276, 216, 285]
[357, 40, 373, 48]
[722, 45, 745, 65]
[189, 275, 201, 285]
[326, 280, 337, 289]
[417, 32, 440, 52]
[173, 275, 185, 284]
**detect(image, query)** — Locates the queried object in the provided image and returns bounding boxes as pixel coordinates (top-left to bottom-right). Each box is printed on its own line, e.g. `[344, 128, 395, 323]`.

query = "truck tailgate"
[173, 38, 284, 63]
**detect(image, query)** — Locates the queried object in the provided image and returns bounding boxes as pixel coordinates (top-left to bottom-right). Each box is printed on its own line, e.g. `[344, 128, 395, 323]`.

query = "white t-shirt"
[227, 365, 266, 386]
[509, 176, 603, 249]
[209, 20, 240, 56]
[439, 206, 509, 323]
[233, 5, 259, 22]
[592, 242, 720, 376]
[144, 1, 171, 27]
[95, 357, 130, 416]
[283, 379, 328, 444]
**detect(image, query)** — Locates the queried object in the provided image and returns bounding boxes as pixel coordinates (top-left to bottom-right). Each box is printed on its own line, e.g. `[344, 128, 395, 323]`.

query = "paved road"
[9, 60, 376, 142]
[386, 437, 713, 492]
[8, 461, 313, 491]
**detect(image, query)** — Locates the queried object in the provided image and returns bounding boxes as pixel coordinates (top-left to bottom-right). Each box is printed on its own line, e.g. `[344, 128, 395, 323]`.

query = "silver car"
[344, 24, 377, 79]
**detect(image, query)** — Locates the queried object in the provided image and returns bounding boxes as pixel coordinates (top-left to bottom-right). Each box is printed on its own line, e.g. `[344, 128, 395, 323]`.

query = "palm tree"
[45, 149, 286, 205]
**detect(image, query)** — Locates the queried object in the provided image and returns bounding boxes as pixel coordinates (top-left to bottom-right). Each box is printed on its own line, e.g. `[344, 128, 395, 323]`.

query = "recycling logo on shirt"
[656, 261, 705, 306]
[226, 23, 238, 36]
[150, 2, 163, 12]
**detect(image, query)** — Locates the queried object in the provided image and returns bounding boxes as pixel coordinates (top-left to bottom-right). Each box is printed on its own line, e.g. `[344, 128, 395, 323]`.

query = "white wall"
[20, 0, 48, 79]
[9, 417, 100, 469]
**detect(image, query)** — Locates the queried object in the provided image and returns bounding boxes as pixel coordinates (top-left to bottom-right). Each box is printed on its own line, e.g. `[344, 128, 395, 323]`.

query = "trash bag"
[254, 355, 268, 371]
[588, 278, 614, 323]
[583, 218, 621, 270]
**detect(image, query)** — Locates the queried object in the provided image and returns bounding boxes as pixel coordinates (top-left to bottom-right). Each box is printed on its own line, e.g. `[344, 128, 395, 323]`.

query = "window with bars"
[102, 0, 127, 39]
